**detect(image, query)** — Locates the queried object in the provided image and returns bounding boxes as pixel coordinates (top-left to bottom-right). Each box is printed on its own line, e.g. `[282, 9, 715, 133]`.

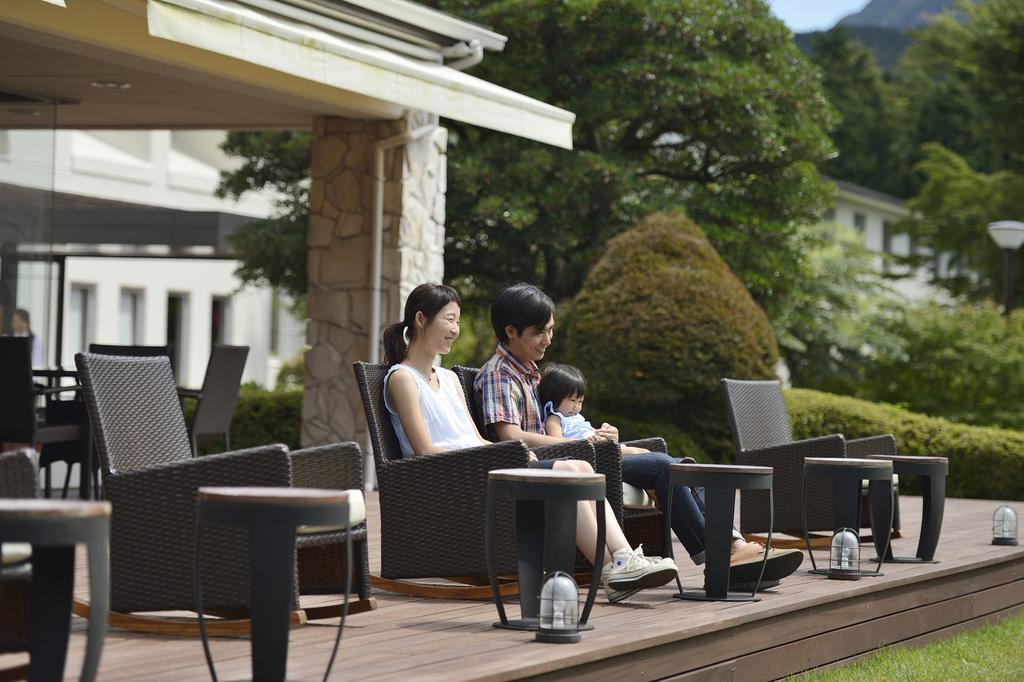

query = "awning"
[147, 0, 575, 149]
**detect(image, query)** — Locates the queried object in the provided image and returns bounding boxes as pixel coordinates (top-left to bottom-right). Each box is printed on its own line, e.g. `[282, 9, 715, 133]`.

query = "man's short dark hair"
[490, 283, 555, 344]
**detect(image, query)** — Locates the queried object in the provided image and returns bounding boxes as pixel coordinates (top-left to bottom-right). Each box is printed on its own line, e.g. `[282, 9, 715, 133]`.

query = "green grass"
[796, 610, 1024, 681]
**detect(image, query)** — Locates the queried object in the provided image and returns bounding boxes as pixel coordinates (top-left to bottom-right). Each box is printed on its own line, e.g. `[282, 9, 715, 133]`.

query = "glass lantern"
[535, 571, 580, 643]
[992, 505, 1019, 546]
[828, 528, 861, 581]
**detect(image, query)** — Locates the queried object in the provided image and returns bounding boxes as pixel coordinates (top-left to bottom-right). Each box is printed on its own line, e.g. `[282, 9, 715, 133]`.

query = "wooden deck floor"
[5, 493, 1024, 681]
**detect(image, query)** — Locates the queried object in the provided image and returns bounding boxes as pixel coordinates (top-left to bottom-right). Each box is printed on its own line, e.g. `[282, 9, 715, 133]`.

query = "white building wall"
[63, 257, 273, 388]
[831, 184, 944, 303]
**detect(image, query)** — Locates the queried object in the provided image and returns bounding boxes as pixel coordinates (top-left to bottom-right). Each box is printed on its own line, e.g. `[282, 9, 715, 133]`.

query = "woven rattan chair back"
[352, 362, 405, 469]
[88, 344, 170, 357]
[451, 366, 487, 433]
[0, 449, 38, 498]
[721, 378, 794, 452]
[0, 338, 36, 444]
[75, 353, 192, 475]
[191, 345, 249, 450]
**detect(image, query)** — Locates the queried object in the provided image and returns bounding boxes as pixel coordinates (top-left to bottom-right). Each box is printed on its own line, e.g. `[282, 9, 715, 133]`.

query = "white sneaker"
[604, 545, 678, 591]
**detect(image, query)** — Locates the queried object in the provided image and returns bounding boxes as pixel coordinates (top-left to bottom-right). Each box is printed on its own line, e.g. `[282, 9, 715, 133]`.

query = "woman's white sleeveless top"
[384, 363, 481, 457]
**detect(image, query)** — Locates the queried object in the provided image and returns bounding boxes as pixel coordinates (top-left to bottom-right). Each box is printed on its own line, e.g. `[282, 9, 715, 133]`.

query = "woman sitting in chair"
[383, 283, 678, 603]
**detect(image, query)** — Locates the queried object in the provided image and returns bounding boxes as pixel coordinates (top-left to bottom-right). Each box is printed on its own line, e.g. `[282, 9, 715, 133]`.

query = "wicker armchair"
[451, 365, 670, 556]
[0, 449, 37, 668]
[74, 352, 374, 634]
[353, 362, 594, 598]
[721, 378, 900, 538]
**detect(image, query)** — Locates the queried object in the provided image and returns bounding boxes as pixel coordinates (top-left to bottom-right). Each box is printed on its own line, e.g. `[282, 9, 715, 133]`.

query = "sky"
[767, 0, 872, 33]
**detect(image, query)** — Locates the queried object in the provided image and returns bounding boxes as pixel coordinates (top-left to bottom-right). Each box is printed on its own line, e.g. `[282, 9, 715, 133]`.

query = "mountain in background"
[794, 26, 911, 72]
[837, 0, 976, 30]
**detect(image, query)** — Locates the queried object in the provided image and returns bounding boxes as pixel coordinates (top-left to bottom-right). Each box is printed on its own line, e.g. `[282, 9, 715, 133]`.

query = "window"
[65, 285, 94, 367]
[119, 289, 143, 344]
[211, 296, 230, 346]
[166, 293, 188, 381]
[853, 212, 866, 233]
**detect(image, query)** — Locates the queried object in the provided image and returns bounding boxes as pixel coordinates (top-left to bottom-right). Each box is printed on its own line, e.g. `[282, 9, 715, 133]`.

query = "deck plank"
[2, 493, 1022, 680]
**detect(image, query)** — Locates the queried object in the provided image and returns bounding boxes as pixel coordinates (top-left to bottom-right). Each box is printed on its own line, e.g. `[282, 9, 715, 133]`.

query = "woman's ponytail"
[382, 321, 408, 367]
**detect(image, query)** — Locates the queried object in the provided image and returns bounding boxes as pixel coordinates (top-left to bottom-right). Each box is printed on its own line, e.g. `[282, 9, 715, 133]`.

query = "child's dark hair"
[490, 283, 555, 345]
[382, 283, 461, 366]
[538, 364, 587, 408]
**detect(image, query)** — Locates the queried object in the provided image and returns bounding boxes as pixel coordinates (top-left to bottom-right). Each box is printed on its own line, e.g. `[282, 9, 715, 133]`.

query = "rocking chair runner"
[73, 352, 375, 636]
[353, 362, 595, 599]
[721, 378, 901, 542]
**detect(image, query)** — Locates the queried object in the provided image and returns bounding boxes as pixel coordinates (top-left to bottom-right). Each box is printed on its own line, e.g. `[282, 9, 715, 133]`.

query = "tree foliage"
[834, 303, 1024, 431]
[807, 28, 912, 197]
[217, 132, 312, 301]
[772, 221, 904, 393]
[426, 0, 837, 314]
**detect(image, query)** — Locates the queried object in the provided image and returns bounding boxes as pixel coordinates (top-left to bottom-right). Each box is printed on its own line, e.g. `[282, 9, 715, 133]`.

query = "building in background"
[1, 128, 305, 388]
[829, 177, 954, 302]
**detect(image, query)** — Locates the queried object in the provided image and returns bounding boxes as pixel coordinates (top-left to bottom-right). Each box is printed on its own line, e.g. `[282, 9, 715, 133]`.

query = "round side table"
[195, 487, 352, 682]
[668, 463, 774, 601]
[0, 499, 110, 682]
[803, 458, 894, 577]
[868, 455, 949, 563]
[486, 469, 606, 631]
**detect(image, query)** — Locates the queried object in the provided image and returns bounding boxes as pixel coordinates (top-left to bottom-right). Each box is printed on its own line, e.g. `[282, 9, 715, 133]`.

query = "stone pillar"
[303, 113, 448, 467]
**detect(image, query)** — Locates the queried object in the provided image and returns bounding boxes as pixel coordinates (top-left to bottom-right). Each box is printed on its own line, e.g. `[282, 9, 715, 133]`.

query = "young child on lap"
[539, 364, 649, 455]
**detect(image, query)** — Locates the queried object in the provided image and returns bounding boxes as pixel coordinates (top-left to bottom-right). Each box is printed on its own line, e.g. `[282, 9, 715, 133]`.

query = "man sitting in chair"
[473, 283, 803, 591]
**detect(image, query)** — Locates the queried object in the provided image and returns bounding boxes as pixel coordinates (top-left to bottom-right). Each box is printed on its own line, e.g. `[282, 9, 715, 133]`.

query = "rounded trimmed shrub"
[560, 211, 779, 461]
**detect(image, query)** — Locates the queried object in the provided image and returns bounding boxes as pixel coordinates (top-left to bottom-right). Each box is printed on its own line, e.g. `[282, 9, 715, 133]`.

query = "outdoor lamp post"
[536, 571, 581, 643]
[992, 505, 1019, 546]
[828, 528, 861, 581]
[986, 220, 1024, 315]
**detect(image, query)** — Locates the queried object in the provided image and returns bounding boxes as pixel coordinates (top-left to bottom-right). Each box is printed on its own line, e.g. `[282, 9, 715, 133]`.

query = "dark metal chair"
[0, 337, 91, 499]
[73, 352, 374, 634]
[180, 344, 249, 454]
[452, 365, 670, 557]
[0, 448, 37, 679]
[353, 361, 594, 599]
[721, 378, 901, 540]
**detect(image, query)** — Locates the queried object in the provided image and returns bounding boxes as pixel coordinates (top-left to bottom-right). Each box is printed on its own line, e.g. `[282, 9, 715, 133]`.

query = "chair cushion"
[1, 543, 32, 566]
[297, 489, 366, 534]
[623, 483, 657, 509]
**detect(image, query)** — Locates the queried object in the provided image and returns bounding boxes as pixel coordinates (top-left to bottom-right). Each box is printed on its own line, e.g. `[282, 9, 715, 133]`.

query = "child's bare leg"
[619, 446, 650, 456]
[551, 459, 630, 564]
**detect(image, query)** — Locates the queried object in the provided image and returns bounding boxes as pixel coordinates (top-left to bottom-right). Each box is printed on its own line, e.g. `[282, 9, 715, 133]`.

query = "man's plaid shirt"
[473, 344, 545, 440]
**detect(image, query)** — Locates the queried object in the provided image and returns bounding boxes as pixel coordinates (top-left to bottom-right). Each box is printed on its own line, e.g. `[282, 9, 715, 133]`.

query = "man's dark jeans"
[622, 451, 734, 564]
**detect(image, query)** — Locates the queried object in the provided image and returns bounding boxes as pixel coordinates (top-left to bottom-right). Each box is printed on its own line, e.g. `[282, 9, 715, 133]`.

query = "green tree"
[902, 143, 1024, 302]
[431, 0, 836, 314]
[773, 221, 904, 394]
[895, 0, 1024, 303]
[216, 131, 312, 301]
[808, 28, 910, 197]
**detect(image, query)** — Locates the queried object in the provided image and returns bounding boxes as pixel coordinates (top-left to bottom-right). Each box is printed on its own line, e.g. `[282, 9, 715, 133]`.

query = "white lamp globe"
[987, 221, 1024, 250]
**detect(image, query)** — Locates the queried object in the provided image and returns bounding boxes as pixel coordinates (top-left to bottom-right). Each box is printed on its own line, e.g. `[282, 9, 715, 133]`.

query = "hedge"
[787, 388, 1024, 502]
[185, 385, 302, 454]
